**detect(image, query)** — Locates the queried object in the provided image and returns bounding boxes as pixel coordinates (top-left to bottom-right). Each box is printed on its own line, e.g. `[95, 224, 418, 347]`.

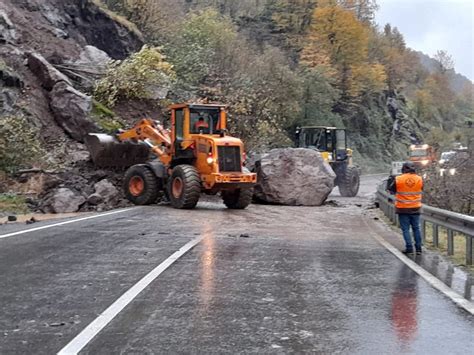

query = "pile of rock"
[38, 163, 130, 213]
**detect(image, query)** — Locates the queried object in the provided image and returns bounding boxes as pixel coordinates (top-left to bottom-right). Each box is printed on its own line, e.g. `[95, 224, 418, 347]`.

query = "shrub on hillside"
[94, 46, 176, 107]
[0, 115, 45, 173]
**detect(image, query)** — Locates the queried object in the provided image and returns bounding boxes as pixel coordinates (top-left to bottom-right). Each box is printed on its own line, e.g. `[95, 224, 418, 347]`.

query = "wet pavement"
[0, 175, 473, 354]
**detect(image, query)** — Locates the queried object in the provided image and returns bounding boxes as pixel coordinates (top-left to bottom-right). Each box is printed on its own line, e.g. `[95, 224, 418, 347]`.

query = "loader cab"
[296, 126, 349, 162]
[170, 103, 228, 162]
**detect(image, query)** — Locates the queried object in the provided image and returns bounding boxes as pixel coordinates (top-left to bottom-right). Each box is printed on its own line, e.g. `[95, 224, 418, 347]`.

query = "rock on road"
[0, 174, 473, 354]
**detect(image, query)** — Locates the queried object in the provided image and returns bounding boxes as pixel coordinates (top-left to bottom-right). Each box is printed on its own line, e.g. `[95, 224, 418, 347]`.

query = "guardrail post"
[433, 224, 439, 248]
[421, 218, 426, 242]
[467, 236, 473, 266]
[447, 229, 454, 256]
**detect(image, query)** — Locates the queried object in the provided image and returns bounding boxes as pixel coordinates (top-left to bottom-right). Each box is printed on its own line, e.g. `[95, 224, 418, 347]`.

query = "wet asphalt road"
[1, 175, 473, 354]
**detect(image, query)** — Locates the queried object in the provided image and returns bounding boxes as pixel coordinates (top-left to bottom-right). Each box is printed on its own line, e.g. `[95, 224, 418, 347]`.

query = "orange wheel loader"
[85, 103, 257, 209]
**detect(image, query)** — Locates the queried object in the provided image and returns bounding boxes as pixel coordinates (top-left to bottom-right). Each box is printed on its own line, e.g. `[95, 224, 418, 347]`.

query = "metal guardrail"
[376, 184, 474, 265]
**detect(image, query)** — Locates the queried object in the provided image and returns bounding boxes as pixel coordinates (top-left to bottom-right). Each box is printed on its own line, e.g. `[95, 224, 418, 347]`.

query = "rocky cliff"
[0, 0, 143, 213]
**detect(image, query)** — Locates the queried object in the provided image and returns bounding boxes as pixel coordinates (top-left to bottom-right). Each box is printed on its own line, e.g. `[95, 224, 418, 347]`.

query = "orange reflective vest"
[395, 173, 423, 210]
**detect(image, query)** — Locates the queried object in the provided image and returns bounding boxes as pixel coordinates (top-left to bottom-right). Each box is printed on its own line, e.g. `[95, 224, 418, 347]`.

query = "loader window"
[190, 108, 220, 134]
[335, 130, 346, 150]
[175, 109, 184, 141]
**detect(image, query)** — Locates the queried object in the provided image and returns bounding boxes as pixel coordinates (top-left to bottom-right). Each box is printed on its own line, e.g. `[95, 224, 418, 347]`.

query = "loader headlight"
[207, 157, 214, 165]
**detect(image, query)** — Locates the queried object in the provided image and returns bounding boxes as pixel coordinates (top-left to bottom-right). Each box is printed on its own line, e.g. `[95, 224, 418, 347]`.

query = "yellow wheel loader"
[295, 126, 360, 197]
[86, 103, 257, 209]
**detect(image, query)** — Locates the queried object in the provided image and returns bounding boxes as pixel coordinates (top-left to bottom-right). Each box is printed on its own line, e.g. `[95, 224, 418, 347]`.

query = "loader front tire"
[123, 165, 159, 205]
[338, 165, 360, 197]
[222, 188, 253, 209]
[169, 165, 201, 209]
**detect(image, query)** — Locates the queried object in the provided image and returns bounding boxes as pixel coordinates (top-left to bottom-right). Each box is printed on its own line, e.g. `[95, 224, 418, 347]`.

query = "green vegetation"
[94, 46, 176, 107]
[424, 223, 473, 271]
[91, 101, 126, 133]
[95, 0, 474, 168]
[0, 194, 29, 214]
[0, 115, 46, 173]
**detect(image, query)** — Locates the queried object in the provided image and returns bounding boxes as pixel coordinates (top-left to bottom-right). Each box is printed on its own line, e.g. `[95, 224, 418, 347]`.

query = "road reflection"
[391, 266, 419, 348]
[198, 223, 216, 312]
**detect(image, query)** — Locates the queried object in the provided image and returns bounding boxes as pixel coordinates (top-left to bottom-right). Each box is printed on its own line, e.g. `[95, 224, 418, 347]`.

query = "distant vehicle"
[408, 144, 436, 168]
[438, 151, 456, 166]
[438, 149, 469, 176]
[295, 126, 360, 197]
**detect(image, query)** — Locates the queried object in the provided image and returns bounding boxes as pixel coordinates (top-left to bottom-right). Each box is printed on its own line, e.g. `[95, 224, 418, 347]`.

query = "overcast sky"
[375, 0, 474, 81]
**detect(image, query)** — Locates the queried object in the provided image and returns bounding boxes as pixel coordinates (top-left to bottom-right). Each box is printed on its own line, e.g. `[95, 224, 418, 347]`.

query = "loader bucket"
[85, 133, 150, 167]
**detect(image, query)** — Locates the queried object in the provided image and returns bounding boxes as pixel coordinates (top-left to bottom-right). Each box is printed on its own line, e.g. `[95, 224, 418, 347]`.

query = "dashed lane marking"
[57, 236, 204, 355]
[0, 208, 136, 240]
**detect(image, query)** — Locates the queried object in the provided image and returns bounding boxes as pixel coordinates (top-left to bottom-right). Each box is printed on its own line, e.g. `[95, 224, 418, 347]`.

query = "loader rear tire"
[169, 165, 201, 209]
[222, 188, 253, 209]
[338, 165, 360, 197]
[123, 165, 159, 205]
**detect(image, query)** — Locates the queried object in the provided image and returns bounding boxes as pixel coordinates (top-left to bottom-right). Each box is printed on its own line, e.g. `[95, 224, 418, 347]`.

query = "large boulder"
[27, 52, 72, 90]
[46, 188, 86, 213]
[49, 81, 97, 142]
[253, 148, 336, 206]
[75, 45, 111, 67]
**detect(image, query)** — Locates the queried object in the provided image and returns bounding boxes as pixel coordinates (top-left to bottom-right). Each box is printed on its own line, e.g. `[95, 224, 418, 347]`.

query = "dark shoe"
[402, 249, 414, 255]
[416, 249, 422, 255]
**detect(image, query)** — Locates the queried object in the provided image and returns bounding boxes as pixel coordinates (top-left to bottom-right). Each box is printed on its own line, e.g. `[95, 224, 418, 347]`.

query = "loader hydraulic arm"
[117, 119, 172, 160]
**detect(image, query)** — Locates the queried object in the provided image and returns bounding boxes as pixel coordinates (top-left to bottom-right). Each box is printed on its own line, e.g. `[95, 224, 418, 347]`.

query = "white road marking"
[0, 208, 136, 240]
[367, 221, 474, 315]
[57, 236, 204, 355]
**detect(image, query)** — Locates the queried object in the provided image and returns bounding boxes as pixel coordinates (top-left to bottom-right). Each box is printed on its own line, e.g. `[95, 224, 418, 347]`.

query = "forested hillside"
[100, 0, 473, 169]
[0, 0, 473, 214]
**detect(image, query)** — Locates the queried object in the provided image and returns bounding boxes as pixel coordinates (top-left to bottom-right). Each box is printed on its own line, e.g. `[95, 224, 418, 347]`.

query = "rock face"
[253, 148, 336, 206]
[47, 188, 86, 213]
[49, 81, 97, 142]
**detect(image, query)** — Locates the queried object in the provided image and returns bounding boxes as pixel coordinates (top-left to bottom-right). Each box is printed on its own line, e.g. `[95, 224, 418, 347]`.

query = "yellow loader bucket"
[85, 133, 150, 167]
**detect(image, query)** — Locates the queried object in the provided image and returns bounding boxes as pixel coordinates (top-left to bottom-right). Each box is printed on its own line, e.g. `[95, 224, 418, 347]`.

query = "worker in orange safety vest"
[387, 161, 423, 255]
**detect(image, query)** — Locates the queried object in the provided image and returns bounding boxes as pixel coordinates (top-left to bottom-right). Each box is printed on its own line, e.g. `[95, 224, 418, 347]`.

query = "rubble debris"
[26, 217, 37, 225]
[93, 179, 119, 205]
[43, 188, 86, 213]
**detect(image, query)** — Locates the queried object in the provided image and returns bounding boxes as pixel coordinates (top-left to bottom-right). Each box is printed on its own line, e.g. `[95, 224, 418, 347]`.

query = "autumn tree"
[302, 3, 386, 100]
[337, 0, 379, 23]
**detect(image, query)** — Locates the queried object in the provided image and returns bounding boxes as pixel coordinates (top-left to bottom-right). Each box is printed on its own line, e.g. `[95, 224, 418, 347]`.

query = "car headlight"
[421, 160, 429, 166]
[439, 159, 445, 164]
[449, 168, 456, 175]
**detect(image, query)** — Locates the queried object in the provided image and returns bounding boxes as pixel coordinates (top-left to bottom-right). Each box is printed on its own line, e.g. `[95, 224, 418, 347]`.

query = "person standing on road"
[387, 162, 423, 255]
